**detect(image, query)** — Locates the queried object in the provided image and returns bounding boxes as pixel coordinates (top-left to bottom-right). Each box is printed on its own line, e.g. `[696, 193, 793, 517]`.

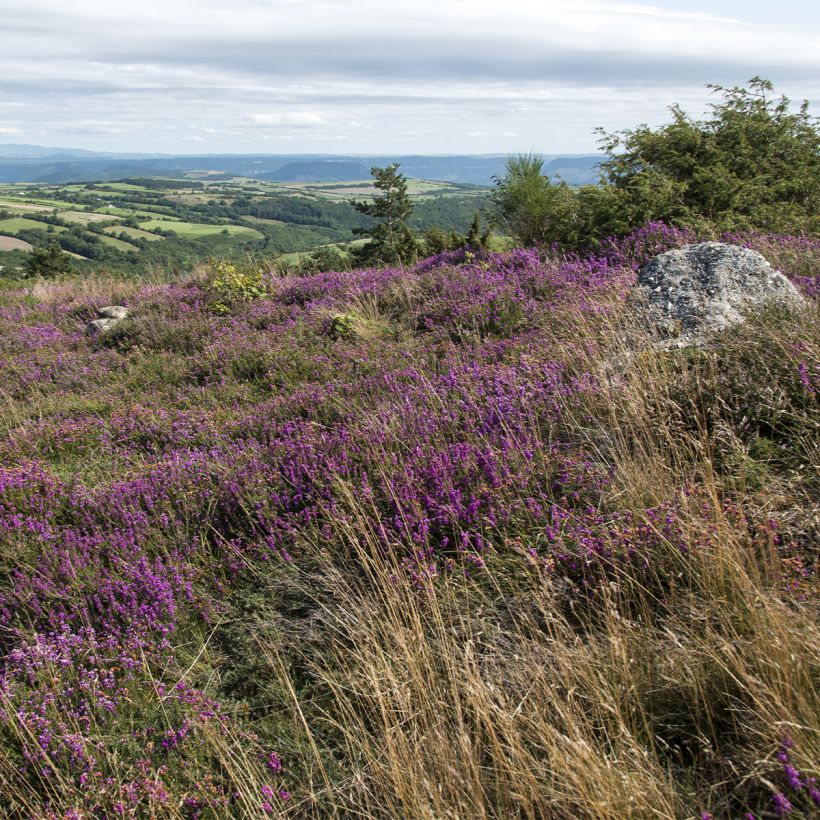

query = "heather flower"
[783, 763, 803, 791]
[265, 751, 283, 773]
[0, 225, 815, 815]
[772, 792, 793, 816]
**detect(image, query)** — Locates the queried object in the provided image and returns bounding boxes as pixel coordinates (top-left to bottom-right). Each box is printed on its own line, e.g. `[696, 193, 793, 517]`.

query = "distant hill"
[0, 145, 604, 186]
[0, 143, 166, 160]
[265, 160, 371, 182]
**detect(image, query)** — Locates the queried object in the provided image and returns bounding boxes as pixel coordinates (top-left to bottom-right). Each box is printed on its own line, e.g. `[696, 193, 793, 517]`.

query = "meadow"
[0, 222, 816, 818]
[134, 220, 264, 239]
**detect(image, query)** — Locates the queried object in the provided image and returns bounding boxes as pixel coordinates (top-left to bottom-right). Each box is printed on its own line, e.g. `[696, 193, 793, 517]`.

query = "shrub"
[205, 258, 266, 312]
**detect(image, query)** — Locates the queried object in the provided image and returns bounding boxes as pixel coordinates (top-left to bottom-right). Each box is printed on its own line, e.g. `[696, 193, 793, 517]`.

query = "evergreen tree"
[596, 77, 819, 234]
[22, 242, 73, 278]
[351, 164, 417, 264]
[490, 154, 576, 246]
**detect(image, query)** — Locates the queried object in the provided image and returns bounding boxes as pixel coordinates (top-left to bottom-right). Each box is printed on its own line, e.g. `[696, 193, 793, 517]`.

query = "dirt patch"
[0, 235, 33, 252]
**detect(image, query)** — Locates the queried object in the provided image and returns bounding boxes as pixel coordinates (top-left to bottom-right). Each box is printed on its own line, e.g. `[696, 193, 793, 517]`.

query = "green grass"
[0, 217, 67, 234]
[0, 198, 52, 213]
[97, 234, 140, 252]
[103, 225, 165, 242]
[275, 238, 368, 264]
[241, 215, 287, 227]
[137, 219, 264, 239]
[96, 182, 152, 192]
[0, 194, 78, 209]
[96, 206, 179, 220]
[59, 211, 120, 226]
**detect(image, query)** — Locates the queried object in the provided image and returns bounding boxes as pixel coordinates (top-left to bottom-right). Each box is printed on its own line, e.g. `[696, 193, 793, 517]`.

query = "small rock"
[86, 317, 120, 336]
[98, 305, 128, 320]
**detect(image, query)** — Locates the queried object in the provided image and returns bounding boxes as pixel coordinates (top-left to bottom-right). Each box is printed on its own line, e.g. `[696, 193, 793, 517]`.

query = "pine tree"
[351, 164, 417, 264]
[22, 242, 73, 278]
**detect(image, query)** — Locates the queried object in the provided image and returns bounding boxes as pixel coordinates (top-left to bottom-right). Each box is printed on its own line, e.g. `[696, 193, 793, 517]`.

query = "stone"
[627, 242, 805, 347]
[86, 317, 120, 336]
[86, 305, 129, 336]
[97, 305, 128, 320]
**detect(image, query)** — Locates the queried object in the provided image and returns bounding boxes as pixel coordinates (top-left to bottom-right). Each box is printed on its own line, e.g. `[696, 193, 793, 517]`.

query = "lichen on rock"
[628, 242, 805, 347]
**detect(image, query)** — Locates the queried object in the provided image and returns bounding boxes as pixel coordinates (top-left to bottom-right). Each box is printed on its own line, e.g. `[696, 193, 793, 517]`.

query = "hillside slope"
[0, 224, 817, 818]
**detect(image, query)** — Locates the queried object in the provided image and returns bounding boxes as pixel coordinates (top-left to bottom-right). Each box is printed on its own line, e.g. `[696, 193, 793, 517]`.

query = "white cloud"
[0, 0, 817, 152]
[249, 112, 327, 127]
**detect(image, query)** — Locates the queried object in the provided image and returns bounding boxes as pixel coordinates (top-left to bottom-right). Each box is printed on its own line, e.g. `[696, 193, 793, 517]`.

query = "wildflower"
[264, 751, 283, 773]
[772, 792, 792, 816]
[783, 763, 802, 791]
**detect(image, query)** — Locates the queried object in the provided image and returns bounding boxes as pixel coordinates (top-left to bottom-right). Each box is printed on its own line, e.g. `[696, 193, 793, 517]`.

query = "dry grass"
[0, 256, 816, 818]
[243, 310, 818, 818]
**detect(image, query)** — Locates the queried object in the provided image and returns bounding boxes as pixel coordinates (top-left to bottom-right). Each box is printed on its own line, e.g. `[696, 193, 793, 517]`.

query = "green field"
[0, 217, 67, 234]
[94, 182, 152, 192]
[277, 177, 485, 202]
[0, 199, 52, 213]
[103, 225, 165, 242]
[60, 211, 120, 225]
[0, 172, 490, 274]
[137, 219, 264, 239]
[96, 206, 180, 220]
[97, 235, 140, 252]
[0, 192, 78, 209]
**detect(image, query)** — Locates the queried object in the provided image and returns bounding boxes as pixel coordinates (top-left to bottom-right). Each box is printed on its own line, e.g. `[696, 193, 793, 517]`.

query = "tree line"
[350, 78, 817, 268]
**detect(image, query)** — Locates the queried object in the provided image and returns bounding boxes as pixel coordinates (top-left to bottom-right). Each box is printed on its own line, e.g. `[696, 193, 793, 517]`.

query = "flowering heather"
[0, 224, 817, 817]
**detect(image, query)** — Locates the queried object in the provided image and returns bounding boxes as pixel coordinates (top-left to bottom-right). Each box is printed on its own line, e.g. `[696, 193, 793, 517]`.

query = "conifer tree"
[351, 163, 417, 264]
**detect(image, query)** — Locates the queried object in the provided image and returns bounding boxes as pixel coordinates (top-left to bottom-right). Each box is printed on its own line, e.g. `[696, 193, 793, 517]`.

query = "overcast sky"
[1, 0, 817, 155]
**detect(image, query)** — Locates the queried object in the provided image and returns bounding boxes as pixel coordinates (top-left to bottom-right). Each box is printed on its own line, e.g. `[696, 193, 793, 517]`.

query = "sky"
[0, 0, 818, 155]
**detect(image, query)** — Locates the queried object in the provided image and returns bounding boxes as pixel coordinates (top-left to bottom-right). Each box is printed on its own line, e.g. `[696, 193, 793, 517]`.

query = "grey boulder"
[86, 317, 121, 336]
[86, 305, 129, 336]
[628, 242, 805, 347]
[97, 305, 129, 320]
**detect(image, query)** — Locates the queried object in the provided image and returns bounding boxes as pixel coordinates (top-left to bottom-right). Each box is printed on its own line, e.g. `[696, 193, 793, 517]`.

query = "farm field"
[103, 225, 165, 241]
[277, 177, 486, 201]
[137, 218, 265, 239]
[97, 234, 140, 252]
[0, 235, 32, 251]
[0, 216, 67, 234]
[59, 210, 120, 225]
[0, 173, 491, 274]
[0, 199, 52, 213]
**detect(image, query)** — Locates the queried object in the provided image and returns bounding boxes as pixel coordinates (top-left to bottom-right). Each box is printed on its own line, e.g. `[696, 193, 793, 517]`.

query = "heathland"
[0, 79, 817, 818]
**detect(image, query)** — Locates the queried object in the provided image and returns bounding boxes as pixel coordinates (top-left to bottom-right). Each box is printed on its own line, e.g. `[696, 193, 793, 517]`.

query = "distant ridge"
[0, 145, 603, 186]
[265, 160, 371, 182]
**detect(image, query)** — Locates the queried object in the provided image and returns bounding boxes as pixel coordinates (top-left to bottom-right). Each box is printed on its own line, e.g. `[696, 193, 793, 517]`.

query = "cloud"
[249, 112, 327, 127]
[0, 0, 817, 153]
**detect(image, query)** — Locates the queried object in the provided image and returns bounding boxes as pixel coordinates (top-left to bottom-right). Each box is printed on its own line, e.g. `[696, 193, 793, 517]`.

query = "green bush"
[206, 258, 266, 313]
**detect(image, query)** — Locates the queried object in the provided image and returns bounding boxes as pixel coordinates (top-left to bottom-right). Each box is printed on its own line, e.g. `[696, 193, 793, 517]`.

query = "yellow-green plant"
[206, 259, 266, 313]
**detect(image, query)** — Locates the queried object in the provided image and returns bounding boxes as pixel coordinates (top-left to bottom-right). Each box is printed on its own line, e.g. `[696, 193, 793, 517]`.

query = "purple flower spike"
[772, 792, 793, 816]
